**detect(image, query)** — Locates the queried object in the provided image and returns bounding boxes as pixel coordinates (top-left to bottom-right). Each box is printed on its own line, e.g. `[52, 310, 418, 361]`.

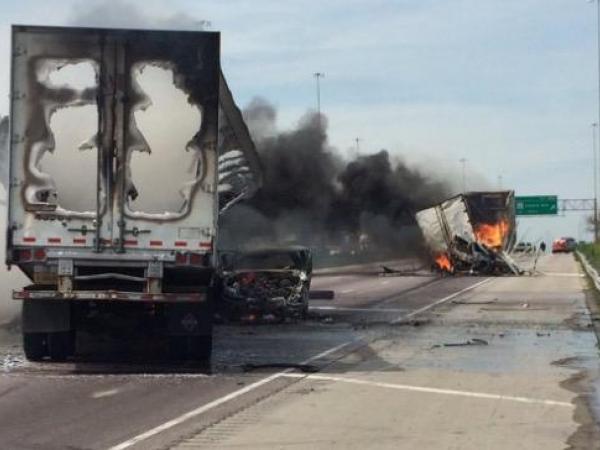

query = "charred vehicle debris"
[5, 25, 261, 362]
[416, 191, 523, 276]
[217, 247, 313, 321]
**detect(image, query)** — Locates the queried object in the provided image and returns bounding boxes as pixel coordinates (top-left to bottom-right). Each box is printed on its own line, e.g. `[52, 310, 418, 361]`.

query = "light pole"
[313, 72, 324, 125]
[355, 137, 361, 152]
[593, 123, 599, 241]
[595, 0, 600, 139]
[459, 158, 467, 193]
[592, 0, 600, 240]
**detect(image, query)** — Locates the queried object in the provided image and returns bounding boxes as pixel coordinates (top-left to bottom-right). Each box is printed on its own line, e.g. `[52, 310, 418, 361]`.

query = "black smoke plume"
[220, 98, 451, 256]
[0, 116, 7, 189]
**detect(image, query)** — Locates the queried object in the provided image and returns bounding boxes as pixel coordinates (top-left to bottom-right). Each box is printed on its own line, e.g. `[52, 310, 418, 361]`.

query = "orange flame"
[435, 253, 453, 272]
[474, 220, 509, 248]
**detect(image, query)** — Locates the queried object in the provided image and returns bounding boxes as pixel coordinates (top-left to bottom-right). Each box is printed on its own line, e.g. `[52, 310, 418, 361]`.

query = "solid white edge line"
[310, 306, 406, 313]
[279, 373, 573, 408]
[92, 388, 120, 399]
[108, 277, 494, 450]
[391, 277, 493, 324]
[107, 340, 356, 450]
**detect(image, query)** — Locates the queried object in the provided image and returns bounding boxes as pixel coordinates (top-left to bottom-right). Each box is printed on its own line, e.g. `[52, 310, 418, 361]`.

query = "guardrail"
[576, 250, 600, 291]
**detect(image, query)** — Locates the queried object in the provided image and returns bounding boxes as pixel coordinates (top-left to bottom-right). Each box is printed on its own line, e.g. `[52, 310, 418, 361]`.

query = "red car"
[552, 237, 576, 253]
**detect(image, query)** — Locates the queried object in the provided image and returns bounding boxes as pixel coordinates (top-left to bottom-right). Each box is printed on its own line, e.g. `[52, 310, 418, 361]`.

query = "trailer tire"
[23, 332, 47, 361]
[48, 331, 74, 362]
[190, 335, 212, 362]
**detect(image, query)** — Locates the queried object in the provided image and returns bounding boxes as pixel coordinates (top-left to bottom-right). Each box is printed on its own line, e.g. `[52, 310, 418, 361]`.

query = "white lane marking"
[540, 272, 584, 278]
[381, 280, 390, 285]
[280, 373, 573, 408]
[107, 340, 357, 450]
[390, 277, 493, 324]
[340, 289, 356, 294]
[310, 306, 406, 313]
[109, 278, 495, 449]
[92, 388, 120, 399]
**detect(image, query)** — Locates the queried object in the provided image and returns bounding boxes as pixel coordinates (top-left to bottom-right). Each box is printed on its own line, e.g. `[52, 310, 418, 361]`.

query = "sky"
[0, 0, 598, 243]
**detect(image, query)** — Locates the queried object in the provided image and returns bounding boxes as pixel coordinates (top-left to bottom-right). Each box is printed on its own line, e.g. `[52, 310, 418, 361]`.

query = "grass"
[578, 242, 600, 273]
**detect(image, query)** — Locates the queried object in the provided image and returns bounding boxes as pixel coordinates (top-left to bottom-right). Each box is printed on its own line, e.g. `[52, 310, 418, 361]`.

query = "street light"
[593, 122, 599, 241]
[590, 0, 600, 240]
[592, 1, 600, 132]
[459, 158, 467, 193]
[313, 72, 324, 126]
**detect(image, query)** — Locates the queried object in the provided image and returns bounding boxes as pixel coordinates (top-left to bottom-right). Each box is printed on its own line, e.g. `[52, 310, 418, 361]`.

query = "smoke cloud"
[0, 116, 7, 189]
[69, 0, 209, 31]
[221, 99, 451, 257]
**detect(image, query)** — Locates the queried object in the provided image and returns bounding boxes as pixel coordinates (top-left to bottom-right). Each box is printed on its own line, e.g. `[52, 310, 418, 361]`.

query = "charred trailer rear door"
[463, 191, 516, 252]
[7, 25, 222, 362]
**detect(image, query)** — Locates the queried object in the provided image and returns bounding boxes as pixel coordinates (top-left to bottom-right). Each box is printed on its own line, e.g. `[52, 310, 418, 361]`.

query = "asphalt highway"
[0, 254, 597, 449]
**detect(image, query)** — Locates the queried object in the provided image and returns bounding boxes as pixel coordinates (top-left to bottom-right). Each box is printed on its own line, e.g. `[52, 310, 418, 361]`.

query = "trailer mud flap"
[166, 303, 212, 336]
[22, 299, 71, 333]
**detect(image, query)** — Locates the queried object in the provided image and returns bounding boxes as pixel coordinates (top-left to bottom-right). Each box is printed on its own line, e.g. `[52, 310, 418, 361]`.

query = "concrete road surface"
[0, 254, 598, 449]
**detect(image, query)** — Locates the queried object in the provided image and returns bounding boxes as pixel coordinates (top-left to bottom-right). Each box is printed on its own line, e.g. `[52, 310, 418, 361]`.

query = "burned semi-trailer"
[5, 25, 260, 362]
[416, 191, 520, 275]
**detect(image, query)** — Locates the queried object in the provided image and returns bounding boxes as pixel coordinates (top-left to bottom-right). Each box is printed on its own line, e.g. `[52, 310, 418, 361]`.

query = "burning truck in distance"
[416, 191, 521, 275]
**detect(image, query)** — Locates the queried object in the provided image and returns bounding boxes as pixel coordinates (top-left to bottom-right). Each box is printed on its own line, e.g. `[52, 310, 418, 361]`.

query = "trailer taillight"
[175, 252, 188, 265]
[189, 253, 204, 265]
[16, 249, 32, 262]
[33, 248, 46, 261]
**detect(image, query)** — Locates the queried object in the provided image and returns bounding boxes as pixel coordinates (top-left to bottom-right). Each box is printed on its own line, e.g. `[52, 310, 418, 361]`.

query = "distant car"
[552, 237, 576, 253]
[218, 247, 313, 321]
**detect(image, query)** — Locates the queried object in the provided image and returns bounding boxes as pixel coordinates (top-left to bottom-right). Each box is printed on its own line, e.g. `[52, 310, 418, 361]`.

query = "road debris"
[451, 299, 498, 305]
[431, 338, 489, 349]
[242, 363, 319, 373]
[380, 265, 428, 277]
[309, 290, 335, 300]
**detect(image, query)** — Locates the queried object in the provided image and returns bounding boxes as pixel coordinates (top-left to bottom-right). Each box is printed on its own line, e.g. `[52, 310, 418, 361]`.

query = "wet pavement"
[0, 254, 598, 449]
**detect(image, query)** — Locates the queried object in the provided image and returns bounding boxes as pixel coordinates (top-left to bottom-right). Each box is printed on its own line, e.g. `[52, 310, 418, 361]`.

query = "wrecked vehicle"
[416, 191, 521, 275]
[218, 247, 312, 321]
[5, 25, 260, 362]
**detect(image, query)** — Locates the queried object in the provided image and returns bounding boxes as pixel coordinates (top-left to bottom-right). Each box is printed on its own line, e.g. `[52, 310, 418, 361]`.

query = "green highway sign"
[515, 195, 558, 216]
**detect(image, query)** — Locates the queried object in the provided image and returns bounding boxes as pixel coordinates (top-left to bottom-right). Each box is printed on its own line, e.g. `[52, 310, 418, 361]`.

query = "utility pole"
[355, 137, 361, 152]
[594, 123, 598, 241]
[313, 72, 324, 126]
[592, 0, 600, 241]
[459, 158, 467, 193]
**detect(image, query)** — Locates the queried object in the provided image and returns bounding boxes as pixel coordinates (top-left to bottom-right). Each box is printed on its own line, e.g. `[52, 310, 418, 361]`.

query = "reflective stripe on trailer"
[13, 290, 207, 302]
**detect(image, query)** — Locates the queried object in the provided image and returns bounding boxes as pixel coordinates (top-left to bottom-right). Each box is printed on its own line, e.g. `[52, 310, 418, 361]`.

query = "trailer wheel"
[189, 335, 212, 362]
[23, 332, 47, 361]
[48, 331, 74, 362]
